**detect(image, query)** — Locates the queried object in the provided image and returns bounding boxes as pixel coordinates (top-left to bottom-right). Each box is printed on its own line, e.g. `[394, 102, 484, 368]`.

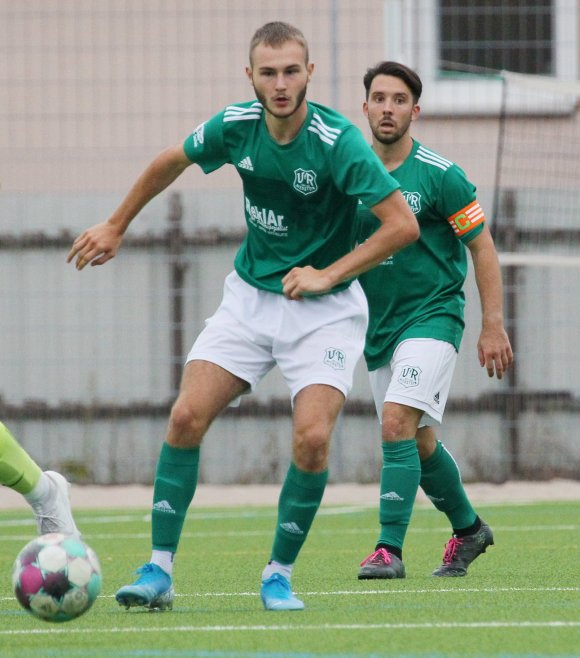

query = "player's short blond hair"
[249, 22, 309, 66]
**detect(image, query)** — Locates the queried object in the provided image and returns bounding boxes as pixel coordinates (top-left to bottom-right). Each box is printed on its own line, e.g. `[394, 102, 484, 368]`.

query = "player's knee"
[167, 400, 207, 446]
[293, 426, 331, 471]
[381, 402, 422, 441]
[381, 409, 417, 441]
[381, 419, 405, 441]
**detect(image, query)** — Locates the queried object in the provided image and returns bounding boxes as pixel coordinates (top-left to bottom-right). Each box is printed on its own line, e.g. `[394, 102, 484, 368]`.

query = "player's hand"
[477, 326, 513, 379]
[282, 266, 334, 300]
[66, 222, 124, 270]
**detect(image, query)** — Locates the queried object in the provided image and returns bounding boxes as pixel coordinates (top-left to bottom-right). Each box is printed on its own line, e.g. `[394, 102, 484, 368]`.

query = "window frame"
[382, 0, 578, 115]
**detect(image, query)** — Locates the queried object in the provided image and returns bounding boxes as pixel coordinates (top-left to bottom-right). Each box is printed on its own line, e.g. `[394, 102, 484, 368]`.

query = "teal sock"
[151, 442, 200, 552]
[378, 439, 421, 550]
[271, 463, 328, 565]
[420, 440, 477, 531]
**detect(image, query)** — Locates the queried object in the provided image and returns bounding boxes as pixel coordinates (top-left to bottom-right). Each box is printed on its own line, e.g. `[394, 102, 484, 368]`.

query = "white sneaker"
[31, 471, 80, 537]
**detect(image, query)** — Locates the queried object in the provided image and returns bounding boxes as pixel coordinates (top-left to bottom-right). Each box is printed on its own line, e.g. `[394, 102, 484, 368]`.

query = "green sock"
[378, 439, 421, 550]
[271, 462, 328, 565]
[0, 422, 42, 494]
[151, 442, 200, 552]
[420, 440, 477, 531]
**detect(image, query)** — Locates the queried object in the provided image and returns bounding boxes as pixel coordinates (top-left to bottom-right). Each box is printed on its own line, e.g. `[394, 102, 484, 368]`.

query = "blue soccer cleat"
[260, 573, 304, 611]
[115, 563, 174, 610]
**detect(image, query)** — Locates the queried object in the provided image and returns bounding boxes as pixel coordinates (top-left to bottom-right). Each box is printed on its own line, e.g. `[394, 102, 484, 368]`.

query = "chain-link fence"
[1, 1, 579, 484]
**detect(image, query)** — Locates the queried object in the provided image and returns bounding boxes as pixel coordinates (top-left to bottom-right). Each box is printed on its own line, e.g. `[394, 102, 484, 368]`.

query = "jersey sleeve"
[182, 110, 230, 174]
[331, 126, 400, 207]
[438, 165, 485, 244]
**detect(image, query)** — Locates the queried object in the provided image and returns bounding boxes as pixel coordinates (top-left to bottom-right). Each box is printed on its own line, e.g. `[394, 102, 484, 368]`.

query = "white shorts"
[368, 338, 457, 426]
[187, 271, 369, 401]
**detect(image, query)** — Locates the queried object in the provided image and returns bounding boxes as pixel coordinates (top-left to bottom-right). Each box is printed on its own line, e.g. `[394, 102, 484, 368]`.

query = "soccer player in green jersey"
[356, 62, 513, 579]
[1, 422, 79, 536]
[67, 24, 418, 611]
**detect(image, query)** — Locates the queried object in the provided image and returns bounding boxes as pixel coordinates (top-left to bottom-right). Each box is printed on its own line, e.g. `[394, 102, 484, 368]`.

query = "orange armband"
[447, 200, 485, 237]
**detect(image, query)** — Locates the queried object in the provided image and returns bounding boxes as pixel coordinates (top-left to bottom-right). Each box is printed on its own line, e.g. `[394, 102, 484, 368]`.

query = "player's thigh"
[176, 360, 249, 420]
[293, 383, 345, 439]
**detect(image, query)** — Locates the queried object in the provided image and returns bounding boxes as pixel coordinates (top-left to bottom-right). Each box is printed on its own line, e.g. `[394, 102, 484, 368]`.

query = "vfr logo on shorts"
[323, 347, 346, 370]
[398, 365, 422, 388]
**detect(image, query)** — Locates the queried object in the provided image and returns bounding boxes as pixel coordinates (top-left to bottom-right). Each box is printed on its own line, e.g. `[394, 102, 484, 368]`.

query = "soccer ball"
[12, 533, 102, 623]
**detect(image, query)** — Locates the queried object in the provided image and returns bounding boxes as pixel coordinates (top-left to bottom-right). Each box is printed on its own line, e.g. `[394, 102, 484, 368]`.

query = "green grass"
[1, 499, 579, 657]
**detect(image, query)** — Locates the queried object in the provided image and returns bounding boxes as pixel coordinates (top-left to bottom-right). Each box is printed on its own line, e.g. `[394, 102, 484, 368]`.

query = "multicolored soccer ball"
[12, 533, 102, 622]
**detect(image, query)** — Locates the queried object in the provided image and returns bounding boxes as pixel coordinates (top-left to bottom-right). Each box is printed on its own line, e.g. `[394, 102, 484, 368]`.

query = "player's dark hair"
[249, 22, 309, 66]
[363, 61, 422, 102]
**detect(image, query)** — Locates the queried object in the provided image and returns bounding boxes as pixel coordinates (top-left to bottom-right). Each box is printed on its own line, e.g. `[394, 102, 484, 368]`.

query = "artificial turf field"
[0, 499, 578, 658]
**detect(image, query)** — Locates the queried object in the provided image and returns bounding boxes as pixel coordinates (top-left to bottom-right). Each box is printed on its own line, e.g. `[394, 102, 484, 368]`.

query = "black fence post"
[167, 192, 186, 398]
[501, 188, 521, 477]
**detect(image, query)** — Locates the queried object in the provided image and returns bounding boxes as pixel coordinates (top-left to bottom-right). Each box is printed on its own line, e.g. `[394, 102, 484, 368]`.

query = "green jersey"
[183, 101, 399, 294]
[357, 139, 486, 370]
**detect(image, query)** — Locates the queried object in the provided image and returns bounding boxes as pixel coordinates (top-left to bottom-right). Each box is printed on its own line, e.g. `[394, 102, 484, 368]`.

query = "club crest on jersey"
[402, 191, 421, 214]
[398, 365, 422, 388]
[323, 347, 345, 370]
[293, 168, 318, 195]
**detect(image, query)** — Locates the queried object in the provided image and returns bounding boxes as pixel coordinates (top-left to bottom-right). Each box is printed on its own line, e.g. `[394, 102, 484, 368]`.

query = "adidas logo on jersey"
[280, 522, 304, 535]
[153, 500, 176, 514]
[380, 491, 404, 501]
[237, 156, 254, 171]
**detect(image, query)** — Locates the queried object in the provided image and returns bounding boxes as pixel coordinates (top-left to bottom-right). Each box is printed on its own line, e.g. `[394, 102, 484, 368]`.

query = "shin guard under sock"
[271, 463, 328, 565]
[420, 440, 477, 531]
[377, 439, 421, 550]
[151, 442, 200, 552]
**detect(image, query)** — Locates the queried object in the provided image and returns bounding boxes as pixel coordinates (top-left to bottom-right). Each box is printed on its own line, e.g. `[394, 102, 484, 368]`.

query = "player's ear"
[245, 66, 253, 84]
[307, 62, 314, 81]
[411, 104, 421, 121]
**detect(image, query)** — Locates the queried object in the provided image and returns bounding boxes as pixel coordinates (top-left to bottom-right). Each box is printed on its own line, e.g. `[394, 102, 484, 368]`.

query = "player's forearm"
[324, 193, 419, 285]
[325, 222, 417, 285]
[108, 146, 190, 234]
[472, 245, 505, 328]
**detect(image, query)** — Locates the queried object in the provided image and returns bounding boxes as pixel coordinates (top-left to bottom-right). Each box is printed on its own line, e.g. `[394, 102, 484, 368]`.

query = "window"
[383, 0, 578, 114]
[439, 0, 553, 75]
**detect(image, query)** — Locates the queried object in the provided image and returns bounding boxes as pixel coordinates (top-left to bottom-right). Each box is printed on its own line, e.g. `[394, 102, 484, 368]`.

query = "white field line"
[0, 507, 364, 528]
[0, 620, 579, 636]
[0, 504, 578, 536]
[2, 585, 579, 604]
[0, 522, 578, 543]
[1, 523, 579, 543]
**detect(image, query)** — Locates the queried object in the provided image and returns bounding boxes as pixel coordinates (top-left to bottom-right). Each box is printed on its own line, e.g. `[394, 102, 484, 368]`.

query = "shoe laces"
[135, 563, 155, 576]
[360, 547, 392, 567]
[442, 537, 463, 564]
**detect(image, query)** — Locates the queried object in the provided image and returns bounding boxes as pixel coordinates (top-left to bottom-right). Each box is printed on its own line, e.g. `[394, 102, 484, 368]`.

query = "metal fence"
[1, 1, 579, 484]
